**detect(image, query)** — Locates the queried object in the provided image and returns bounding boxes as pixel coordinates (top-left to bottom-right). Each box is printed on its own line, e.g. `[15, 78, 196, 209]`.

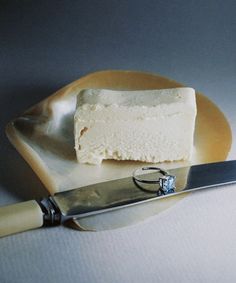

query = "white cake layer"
[74, 88, 197, 164]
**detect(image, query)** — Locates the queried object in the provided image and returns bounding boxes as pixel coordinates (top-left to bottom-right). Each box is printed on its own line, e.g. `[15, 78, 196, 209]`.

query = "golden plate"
[6, 70, 232, 197]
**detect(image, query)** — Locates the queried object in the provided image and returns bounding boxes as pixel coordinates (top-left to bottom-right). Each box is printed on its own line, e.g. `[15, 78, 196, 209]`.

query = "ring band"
[133, 167, 168, 184]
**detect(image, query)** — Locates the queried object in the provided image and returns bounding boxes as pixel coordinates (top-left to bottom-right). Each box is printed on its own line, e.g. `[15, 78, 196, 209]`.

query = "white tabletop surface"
[1, 1, 236, 282]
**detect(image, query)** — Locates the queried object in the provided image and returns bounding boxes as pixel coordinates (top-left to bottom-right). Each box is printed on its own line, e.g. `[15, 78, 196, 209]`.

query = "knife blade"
[1, 160, 236, 237]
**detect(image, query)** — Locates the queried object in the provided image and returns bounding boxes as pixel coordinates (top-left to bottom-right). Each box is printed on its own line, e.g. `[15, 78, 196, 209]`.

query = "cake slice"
[74, 88, 197, 165]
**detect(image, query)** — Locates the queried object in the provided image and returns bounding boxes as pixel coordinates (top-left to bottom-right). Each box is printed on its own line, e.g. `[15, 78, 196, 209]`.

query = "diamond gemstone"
[159, 175, 176, 194]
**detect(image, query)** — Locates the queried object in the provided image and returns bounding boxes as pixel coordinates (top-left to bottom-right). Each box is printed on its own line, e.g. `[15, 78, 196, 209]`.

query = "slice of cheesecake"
[74, 88, 197, 165]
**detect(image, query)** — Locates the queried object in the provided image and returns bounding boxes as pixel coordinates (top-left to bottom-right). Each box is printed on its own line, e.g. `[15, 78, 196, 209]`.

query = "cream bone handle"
[0, 200, 44, 237]
[0, 198, 61, 238]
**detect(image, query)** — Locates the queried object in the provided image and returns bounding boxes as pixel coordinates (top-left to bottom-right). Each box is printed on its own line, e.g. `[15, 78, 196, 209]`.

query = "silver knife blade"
[48, 160, 236, 231]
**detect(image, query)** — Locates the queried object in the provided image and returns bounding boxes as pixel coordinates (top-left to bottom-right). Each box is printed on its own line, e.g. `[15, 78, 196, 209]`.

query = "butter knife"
[1, 160, 236, 237]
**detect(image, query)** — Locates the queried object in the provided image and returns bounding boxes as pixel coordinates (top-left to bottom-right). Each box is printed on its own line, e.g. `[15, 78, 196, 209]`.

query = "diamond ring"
[132, 166, 176, 195]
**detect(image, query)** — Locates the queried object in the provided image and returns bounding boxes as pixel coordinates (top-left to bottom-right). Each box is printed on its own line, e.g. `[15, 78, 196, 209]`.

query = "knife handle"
[0, 200, 44, 238]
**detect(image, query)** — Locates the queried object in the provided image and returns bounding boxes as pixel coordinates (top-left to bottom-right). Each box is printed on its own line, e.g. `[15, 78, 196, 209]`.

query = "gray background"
[1, 1, 236, 283]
